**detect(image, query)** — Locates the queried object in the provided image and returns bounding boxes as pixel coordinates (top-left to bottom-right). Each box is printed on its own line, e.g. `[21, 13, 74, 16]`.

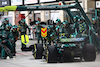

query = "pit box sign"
[24, 0, 38, 4]
[96, 1, 100, 8]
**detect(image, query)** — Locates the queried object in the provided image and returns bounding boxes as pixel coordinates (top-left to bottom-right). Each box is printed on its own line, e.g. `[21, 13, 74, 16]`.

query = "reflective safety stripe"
[46, 49, 49, 63]
[21, 35, 29, 45]
[34, 44, 36, 58]
[41, 28, 47, 37]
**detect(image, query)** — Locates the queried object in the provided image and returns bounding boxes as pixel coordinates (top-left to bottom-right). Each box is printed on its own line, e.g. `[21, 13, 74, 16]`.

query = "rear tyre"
[47, 45, 58, 63]
[83, 44, 96, 61]
[62, 48, 74, 62]
[33, 44, 43, 59]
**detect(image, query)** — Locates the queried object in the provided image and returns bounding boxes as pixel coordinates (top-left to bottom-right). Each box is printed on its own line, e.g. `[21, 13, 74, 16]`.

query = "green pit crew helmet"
[56, 26, 59, 30]
[47, 26, 52, 32]
[92, 18, 95, 21]
[92, 18, 97, 24]
[13, 25, 17, 28]
[4, 18, 9, 21]
[20, 19, 25, 25]
[47, 26, 51, 29]
[3, 18, 9, 24]
[47, 25, 52, 29]
[78, 17, 84, 22]
[6, 23, 12, 30]
[56, 19, 61, 24]
[21, 19, 25, 22]
[63, 20, 68, 25]
[12, 25, 17, 32]
[36, 21, 40, 24]
[50, 33, 54, 37]
[74, 15, 79, 19]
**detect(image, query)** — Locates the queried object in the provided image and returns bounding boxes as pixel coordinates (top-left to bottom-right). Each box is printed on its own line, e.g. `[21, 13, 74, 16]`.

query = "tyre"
[47, 45, 58, 63]
[33, 44, 43, 59]
[83, 44, 96, 61]
[62, 47, 74, 62]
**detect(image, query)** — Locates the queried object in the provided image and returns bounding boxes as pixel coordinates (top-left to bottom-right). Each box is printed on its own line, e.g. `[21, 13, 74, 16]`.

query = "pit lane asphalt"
[0, 40, 100, 67]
